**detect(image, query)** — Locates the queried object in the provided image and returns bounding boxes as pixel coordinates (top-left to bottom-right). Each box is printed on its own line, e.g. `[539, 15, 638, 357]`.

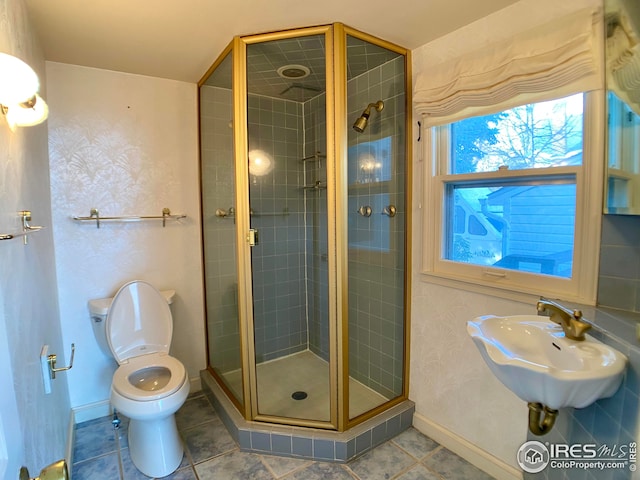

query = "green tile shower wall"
[598, 215, 640, 313]
[304, 92, 330, 362]
[248, 95, 309, 362]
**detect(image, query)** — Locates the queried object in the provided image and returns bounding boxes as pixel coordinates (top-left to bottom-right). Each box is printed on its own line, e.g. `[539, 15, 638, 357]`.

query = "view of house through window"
[443, 94, 584, 278]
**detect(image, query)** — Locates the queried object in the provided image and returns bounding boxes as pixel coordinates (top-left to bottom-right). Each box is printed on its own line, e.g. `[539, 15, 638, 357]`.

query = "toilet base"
[128, 414, 183, 478]
[109, 355, 190, 477]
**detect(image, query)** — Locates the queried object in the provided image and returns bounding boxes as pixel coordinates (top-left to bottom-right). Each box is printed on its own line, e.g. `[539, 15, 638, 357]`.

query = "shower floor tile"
[222, 350, 388, 420]
[71, 391, 496, 480]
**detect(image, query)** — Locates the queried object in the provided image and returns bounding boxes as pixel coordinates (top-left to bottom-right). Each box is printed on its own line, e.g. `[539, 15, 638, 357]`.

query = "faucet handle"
[573, 309, 583, 320]
[569, 317, 592, 340]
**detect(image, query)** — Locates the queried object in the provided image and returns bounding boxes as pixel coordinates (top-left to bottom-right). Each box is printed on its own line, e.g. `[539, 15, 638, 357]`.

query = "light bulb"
[5, 94, 49, 127]
[0, 53, 39, 105]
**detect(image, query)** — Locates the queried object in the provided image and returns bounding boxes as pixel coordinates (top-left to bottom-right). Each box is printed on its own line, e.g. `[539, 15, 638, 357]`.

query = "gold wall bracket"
[19, 210, 44, 245]
[0, 209, 44, 243]
[48, 343, 75, 379]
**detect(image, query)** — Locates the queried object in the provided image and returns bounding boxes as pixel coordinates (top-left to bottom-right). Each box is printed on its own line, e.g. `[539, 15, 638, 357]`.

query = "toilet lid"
[106, 280, 172, 364]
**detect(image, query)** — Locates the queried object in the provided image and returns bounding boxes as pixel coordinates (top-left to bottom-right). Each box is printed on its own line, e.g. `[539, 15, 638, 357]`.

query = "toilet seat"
[113, 352, 186, 401]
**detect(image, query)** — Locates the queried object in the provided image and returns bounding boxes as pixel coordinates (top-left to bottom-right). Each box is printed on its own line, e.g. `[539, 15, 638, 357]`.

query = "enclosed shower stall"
[199, 23, 411, 434]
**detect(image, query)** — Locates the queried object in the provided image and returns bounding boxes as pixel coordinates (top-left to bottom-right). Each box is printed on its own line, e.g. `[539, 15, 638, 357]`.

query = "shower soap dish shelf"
[73, 208, 187, 228]
[300, 152, 326, 162]
[303, 181, 327, 190]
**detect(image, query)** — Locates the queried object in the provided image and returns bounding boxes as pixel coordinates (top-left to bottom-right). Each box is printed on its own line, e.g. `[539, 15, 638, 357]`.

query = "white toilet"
[88, 280, 189, 478]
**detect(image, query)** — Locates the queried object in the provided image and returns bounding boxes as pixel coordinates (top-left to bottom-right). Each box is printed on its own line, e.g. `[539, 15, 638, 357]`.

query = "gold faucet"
[536, 299, 592, 341]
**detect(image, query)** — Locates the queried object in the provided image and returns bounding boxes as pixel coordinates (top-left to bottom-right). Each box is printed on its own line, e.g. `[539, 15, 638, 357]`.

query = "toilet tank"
[88, 289, 176, 358]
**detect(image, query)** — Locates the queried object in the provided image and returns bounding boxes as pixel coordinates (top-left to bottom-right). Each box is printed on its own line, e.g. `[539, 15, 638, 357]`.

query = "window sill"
[417, 269, 597, 307]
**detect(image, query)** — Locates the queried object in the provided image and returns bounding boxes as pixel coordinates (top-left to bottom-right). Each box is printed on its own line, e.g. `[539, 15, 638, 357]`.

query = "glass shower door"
[244, 31, 332, 423]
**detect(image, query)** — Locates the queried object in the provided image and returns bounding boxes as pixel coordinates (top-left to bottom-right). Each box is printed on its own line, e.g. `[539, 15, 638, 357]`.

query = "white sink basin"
[467, 315, 627, 409]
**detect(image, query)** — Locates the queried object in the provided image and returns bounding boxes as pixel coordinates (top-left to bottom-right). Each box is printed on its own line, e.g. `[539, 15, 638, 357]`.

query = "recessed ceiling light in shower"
[277, 64, 310, 79]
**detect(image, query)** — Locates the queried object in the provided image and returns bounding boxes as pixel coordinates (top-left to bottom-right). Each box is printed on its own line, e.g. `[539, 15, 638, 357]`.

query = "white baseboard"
[189, 376, 201, 394]
[71, 377, 202, 425]
[412, 412, 523, 480]
[72, 400, 112, 424]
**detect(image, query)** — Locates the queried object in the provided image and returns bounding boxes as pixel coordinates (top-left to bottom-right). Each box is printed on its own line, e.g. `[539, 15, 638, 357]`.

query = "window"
[422, 93, 602, 303]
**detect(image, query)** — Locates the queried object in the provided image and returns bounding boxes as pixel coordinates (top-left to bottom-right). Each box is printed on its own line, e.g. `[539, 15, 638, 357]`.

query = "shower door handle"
[247, 228, 259, 246]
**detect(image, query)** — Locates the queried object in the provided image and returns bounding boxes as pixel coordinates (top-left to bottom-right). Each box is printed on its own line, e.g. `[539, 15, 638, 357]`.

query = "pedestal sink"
[467, 315, 627, 410]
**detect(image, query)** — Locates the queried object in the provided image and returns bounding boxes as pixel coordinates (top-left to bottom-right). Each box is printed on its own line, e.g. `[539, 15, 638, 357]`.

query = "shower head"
[353, 100, 384, 133]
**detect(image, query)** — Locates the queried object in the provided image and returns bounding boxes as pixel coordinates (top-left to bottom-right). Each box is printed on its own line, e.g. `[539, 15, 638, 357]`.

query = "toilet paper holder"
[48, 343, 75, 379]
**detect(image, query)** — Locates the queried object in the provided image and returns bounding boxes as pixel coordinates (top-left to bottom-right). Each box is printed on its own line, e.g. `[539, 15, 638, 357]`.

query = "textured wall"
[0, 0, 71, 476]
[409, 0, 599, 471]
[46, 62, 205, 410]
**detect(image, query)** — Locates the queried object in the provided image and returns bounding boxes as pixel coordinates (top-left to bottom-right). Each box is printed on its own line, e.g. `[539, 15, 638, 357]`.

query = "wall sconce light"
[0, 52, 49, 131]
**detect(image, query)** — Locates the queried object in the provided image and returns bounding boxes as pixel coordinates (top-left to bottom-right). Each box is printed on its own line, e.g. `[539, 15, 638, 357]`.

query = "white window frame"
[420, 91, 605, 305]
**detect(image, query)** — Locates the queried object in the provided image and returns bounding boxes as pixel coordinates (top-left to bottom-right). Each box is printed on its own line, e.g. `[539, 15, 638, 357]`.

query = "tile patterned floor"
[72, 392, 495, 480]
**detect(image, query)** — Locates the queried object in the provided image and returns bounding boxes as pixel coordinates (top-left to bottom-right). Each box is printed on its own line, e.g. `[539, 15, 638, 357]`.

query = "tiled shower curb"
[200, 369, 415, 463]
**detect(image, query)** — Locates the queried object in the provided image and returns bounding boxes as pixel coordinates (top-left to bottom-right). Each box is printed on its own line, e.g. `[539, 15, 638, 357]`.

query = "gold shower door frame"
[206, 23, 412, 432]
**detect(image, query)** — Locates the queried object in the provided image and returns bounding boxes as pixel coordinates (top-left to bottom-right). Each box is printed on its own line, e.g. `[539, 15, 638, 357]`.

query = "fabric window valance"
[414, 8, 603, 126]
